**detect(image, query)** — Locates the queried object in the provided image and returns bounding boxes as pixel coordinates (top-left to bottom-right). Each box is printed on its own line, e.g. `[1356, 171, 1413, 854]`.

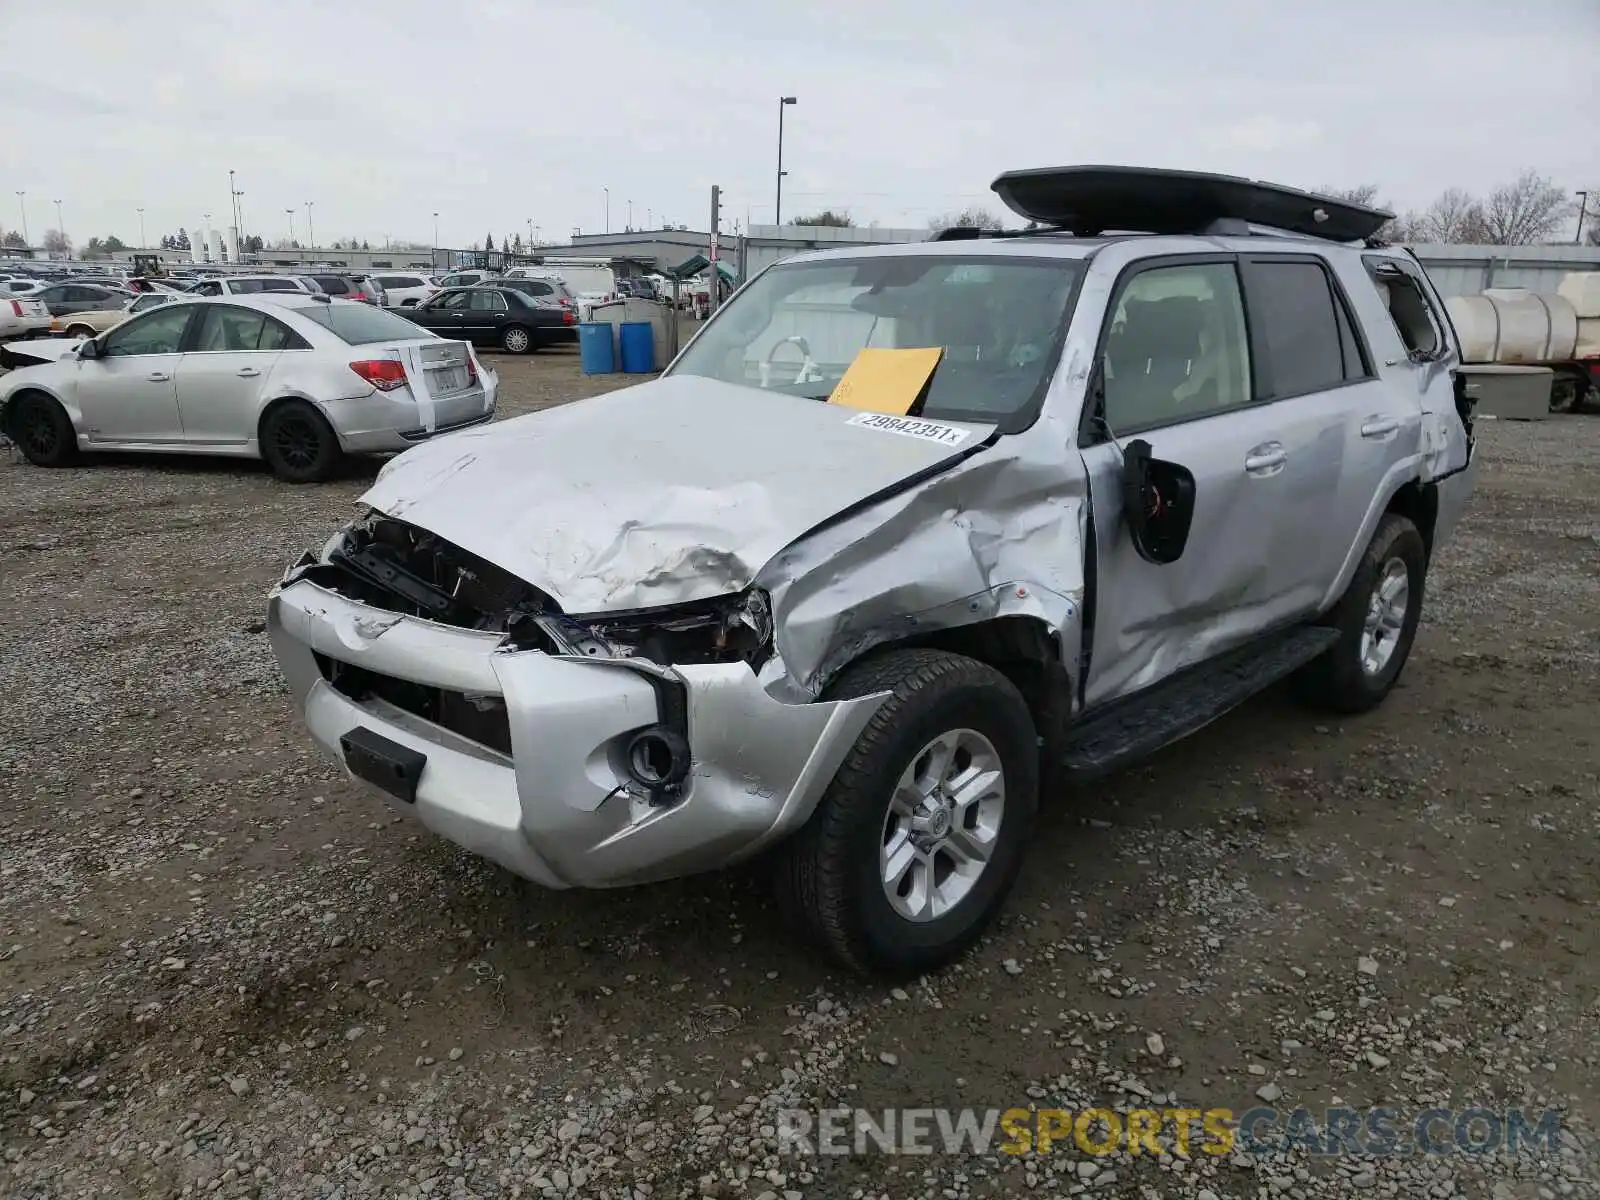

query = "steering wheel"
[758, 335, 823, 389]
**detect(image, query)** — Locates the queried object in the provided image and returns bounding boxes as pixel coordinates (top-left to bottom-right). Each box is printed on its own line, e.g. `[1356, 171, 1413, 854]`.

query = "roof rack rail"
[991, 165, 1392, 243]
[928, 226, 1055, 242]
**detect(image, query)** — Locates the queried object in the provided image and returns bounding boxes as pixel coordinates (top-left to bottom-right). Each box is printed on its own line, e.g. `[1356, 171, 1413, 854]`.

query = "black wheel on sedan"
[260, 400, 343, 484]
[7, 391, 79, 467]
[773, 649, 1039, 978]
[501, 324, 536, 354]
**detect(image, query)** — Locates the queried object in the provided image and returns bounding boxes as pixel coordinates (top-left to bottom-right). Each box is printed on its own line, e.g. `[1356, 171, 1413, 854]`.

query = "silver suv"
[267, 167, 1475, 977]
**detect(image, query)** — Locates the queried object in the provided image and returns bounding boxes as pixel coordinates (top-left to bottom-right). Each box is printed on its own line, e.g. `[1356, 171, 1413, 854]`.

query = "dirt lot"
[1, 347, 1597, 1200]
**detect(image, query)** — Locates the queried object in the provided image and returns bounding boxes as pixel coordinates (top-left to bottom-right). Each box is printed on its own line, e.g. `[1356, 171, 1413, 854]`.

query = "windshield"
[668, 255, 1082, 427]
[296, 301, 432, 345]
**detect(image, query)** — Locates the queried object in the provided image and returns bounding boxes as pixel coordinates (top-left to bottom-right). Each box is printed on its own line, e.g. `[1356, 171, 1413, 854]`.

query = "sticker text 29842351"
[846, 412, 970, 447]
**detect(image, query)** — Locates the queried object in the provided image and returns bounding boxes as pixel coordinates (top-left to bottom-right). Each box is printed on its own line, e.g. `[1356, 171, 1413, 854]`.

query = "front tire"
[64, 324, 96, 340]
[501, 325, 534, 354]
[773, 650, 1039, 978]
[6, 391, 79, 467]
[1294, 512, 1427, 713]
[260, 400, 342, 484]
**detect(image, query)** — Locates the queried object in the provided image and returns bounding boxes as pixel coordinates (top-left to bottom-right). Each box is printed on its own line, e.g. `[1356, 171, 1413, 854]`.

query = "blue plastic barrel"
[577, 322, 615, 375]
[619, 322, 655, 374]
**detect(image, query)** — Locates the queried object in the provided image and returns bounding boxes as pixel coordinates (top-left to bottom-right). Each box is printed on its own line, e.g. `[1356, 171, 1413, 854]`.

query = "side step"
[1061, 625, 1339, 779]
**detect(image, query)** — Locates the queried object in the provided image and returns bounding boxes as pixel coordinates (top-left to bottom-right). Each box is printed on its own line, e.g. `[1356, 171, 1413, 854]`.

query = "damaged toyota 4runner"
[268, 167, 1475, 977]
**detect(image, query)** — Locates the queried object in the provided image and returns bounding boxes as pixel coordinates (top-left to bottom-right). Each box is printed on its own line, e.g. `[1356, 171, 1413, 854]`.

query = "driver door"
[76, 304, 199, 444]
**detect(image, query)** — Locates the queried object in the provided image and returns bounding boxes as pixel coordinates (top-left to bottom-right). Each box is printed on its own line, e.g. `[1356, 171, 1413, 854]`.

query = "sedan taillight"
[349, 359, 408, 391]
[9, 300, 20, 317]
[562, 309, 575, 325]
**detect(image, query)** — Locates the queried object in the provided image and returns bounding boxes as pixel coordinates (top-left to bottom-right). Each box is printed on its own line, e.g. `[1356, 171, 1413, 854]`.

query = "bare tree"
[1408, 188, 1490, 244]
[1313, 184, 1385, 208]
[928, 207, 1006, 233]
[1478, 170, 1573, 245]
[789, 210, 854, 228]
[42, 228, 71, 256]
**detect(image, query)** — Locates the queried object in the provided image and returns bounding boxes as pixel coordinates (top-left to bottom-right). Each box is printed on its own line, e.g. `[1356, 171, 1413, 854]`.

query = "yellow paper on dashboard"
[827, 347, 944, 415]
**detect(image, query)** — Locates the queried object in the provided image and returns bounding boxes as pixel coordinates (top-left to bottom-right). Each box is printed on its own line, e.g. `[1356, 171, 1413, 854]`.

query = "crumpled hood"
[359, 374, 995, 614]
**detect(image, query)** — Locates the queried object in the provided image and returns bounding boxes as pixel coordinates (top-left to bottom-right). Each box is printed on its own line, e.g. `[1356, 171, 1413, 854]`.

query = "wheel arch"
[1318, 463, 1438, 615]
[2, 384, 80, 439]
[254, 392, 335, 454]
[829, 615, 1073, 784]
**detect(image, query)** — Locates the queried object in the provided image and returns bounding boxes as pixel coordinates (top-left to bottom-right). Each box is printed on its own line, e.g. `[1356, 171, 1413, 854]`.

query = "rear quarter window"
[295, 302, 432, 345]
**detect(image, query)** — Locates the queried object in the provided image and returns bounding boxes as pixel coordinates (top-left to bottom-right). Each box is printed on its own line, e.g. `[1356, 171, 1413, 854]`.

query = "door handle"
[146, 372, 170, 382]
[236, 368, 261, 377]
[1244, 443, 1287, 475]
[1360, 415, 1400, 438]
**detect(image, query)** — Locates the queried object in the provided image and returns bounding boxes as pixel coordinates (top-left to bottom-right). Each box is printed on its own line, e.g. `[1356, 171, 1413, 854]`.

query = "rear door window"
[295, 302, 434, 345]
[1239, 258, 1350, 399]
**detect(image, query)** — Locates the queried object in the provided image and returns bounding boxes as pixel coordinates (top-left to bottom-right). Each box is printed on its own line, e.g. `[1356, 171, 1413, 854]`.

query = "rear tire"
[1294, 513, 1426, 714]
[772, 649, 1038, 978]
[6, 391, 79, 467]
[64, 324, 96, 340]
[260, 400, 342, 484]
[501, 325, 534, 354]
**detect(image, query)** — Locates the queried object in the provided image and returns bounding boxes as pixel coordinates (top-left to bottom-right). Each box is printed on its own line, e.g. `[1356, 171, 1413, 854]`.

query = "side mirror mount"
[1120, 438, 1196, 565]
[78, 337, 100, 360]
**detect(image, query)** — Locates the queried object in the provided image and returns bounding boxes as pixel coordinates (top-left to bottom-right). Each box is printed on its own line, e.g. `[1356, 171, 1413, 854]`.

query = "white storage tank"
[1556, 271, 1600, 318]
[1445, 291, 1578, 364]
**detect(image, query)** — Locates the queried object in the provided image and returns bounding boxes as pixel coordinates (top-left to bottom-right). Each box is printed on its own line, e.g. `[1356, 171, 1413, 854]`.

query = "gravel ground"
[1, 350, 1597, 1200]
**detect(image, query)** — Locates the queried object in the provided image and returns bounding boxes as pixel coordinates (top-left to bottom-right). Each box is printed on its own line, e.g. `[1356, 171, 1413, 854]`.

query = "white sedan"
[0, 294, 497, 483]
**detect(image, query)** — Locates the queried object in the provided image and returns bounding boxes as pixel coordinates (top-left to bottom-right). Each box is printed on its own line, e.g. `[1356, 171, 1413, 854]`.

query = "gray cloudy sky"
[3, 0, 1596, 249]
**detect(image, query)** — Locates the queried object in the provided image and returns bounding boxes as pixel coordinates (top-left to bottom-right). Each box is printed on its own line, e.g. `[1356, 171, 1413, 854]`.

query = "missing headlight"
[542, 590, 774, 668]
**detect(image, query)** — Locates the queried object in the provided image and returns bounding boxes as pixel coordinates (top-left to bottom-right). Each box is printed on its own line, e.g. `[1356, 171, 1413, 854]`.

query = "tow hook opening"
[624, 726, 691, 801]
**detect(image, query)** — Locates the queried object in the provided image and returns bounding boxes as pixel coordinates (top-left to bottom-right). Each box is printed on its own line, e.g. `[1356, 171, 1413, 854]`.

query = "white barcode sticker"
[845, 411, 970, 447]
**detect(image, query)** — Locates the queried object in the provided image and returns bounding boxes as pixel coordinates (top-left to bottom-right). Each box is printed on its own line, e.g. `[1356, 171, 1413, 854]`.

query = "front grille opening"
[315, 652, 511, 756]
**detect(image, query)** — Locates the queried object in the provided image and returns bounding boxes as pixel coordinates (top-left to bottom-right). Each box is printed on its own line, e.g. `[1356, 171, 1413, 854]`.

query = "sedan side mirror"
[78, 338, 100, 360]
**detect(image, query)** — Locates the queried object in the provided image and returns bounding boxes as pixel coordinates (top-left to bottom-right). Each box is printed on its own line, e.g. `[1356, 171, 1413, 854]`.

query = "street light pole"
[15, 192, 27, 249]
[305, 201, 315, 252]
[775, 96, 797, 226]
[229, 170, 238, 238]
[627, 199, 633, 230]
[526, 217, 533, 249]
[604, 187, 610, 234]
[1577, 191, 1591, 246]
[137, 207, 146, 249]
[433, 212, 440, 247]
[285, 208, 296, 245]
[53, 199, 63, 255]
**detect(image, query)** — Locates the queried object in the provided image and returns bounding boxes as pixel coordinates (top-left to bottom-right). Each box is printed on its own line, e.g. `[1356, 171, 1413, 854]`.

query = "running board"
[1062, 626, 1339, 779]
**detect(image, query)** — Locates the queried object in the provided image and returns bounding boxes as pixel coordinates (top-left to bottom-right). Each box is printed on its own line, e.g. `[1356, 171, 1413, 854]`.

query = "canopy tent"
[663, 252, 738, 282]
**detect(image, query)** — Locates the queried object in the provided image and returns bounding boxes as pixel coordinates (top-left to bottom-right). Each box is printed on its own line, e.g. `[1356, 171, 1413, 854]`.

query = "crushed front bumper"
[267, 573, 884, 888]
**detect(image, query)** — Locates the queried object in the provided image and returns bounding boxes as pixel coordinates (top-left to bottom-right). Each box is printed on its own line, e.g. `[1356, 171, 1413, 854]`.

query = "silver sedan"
[0, 294, 497, 482]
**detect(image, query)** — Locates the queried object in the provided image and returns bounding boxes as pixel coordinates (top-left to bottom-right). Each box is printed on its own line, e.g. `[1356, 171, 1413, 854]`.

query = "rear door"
[76, 303, 198, 443]
[1235, 254, 1409, 613]
[172, 304, 300, 445]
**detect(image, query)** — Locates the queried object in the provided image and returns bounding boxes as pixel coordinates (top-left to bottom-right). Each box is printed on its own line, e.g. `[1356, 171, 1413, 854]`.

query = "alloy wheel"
[1360, 557, 1410, 676]
[273, 417, 319, 470]
[879, 728, 1006, 922]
